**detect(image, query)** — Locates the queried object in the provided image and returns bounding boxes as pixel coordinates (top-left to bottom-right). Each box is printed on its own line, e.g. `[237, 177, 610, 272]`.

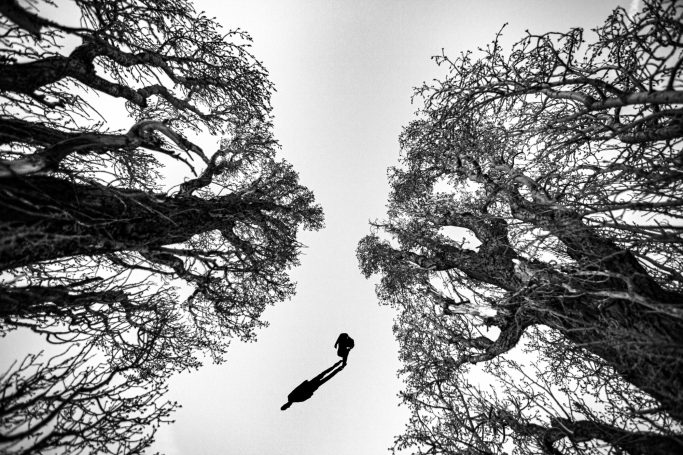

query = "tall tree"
[389, 295, 682, 455]
[0, 0, 322, 452]
[358, 1, 683, 453]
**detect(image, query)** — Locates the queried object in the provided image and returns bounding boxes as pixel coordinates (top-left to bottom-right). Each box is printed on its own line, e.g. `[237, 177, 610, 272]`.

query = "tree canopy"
[0, 1, 322, 453]
[358, 1, 683, 453]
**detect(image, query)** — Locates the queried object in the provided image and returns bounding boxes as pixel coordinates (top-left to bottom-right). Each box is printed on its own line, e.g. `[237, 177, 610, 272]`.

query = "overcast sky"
[147, 1, 631, 454]
[0, 1, 632, 454]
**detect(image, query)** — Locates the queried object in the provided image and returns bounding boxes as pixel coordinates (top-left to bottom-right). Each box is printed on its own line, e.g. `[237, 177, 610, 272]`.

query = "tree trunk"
[545, 417, 683, 455]
[527, 289, 683, 422]
[0, 176, 274, 270]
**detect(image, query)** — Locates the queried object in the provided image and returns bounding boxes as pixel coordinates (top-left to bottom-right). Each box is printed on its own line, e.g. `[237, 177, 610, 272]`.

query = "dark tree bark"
[495, 412, 683, 455]
[542, 418, 683, 455]
[0, 176, 277, 270]
[366, 237, 683, 421]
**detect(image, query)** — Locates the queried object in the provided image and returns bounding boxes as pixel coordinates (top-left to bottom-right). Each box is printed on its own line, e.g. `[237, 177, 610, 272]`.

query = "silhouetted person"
[281, 361, 344, 411]
[334, 333, 354, 365]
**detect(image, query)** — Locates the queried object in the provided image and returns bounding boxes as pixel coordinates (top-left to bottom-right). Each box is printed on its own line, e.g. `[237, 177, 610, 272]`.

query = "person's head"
[281, 402, 292, 411]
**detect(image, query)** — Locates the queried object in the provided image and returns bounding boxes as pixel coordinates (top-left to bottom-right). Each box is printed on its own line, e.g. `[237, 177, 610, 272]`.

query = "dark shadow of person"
[281, 361, 345, 410]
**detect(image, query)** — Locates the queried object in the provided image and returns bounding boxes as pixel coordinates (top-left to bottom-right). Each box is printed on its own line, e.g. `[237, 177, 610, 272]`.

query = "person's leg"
[316, 363, 344, 387]
[311, 362, 342, 383]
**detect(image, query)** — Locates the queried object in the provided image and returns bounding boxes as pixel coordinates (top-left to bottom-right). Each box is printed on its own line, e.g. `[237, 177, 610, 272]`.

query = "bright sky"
[0, 1, 631, 454]
[149, 2, 629, 454]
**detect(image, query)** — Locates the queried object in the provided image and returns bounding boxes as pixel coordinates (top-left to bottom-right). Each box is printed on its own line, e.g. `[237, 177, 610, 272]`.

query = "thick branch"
[399, 246, 519, 291]
[0, 42, 206, 118]
[0, 176, 277, 270]
[0, 0, 51, 37]
[438, 210, 517, 258]
[544, 418, 683, 455]
[494, 412, 682, 455]
[506, 189, 682, 305]
[460, 306, 533, 365]
[0, 120, 205, 177]
[0, 118, 73, 147]
[177, 150, 229, 196]
[0, 285, 128, 319]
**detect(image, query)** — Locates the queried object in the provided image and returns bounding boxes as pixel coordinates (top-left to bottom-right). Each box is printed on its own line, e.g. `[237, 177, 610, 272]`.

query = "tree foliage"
[0, 0, 322, 453]
[358, 1, 683, 453]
